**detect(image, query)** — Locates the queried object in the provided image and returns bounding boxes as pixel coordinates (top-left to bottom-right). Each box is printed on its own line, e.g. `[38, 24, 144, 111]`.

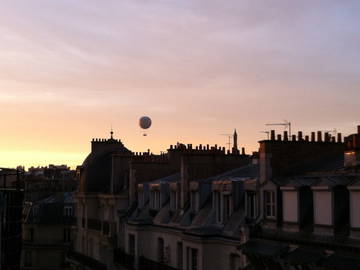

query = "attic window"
[222, 194, 232, 222]
[64, 206, 74, 217]
[150, 190, 161, 210]
[213, 191, 221, 223]
[264, 191, 276, 218]
[190, 191, 199, 212]
[170, 191, 178, 211]
[138, 190, 144, 208]
[246, 191, 258, 219]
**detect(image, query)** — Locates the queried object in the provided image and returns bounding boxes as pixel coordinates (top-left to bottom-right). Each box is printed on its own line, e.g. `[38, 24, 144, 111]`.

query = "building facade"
[0, 168, 24, 270]
[69, 126, 360, 270]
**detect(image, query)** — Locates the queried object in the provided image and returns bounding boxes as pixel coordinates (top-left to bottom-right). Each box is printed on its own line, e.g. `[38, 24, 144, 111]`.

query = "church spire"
[232, 129, 238, 154]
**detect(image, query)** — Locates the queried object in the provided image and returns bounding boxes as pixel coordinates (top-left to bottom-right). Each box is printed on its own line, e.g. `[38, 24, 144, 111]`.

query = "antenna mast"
[219, 134, 232, 152]
[266, 121, 292, 137]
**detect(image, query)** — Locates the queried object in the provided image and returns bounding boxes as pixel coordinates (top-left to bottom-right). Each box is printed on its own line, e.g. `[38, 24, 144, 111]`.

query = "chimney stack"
[317, 131, 322, 142]
[311, 132, 316, 142]
[337, 133, 342, 143]
[283, 131, 288, 141]
[270, 130, 275, 140]
[298, 131, 303, 141]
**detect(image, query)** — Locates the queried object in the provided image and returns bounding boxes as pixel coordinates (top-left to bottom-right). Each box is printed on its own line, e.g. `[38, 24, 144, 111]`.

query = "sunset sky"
[1, 0, 360, 168]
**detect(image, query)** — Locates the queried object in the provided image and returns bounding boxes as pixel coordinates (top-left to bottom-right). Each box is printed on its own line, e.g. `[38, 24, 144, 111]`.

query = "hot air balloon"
[139, 116, 152, 136]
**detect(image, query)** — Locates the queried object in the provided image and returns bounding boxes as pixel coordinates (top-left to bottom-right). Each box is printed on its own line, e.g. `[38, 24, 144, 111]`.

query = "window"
[246, 192, 257, 219]
[128, 234, 135, 255]
[264, 191, 276, 218]
[24, 251, 32, 267]
[138, 191, 144, 208]
[25, 228, 34, 242]
[158, 238, 164, 263]
[64, 206, 74, 217]
[33, 206, 39, 217]
[170, 191, 177, 211]
[213, 191, 221, 223]
[186, 248, 198, 270]
[177, 242, 183, 270]
[150, 190, 161, 209]
[190, 191, 198, 212]
[63, 228, 71, 242]
[223, 195, 232, 222]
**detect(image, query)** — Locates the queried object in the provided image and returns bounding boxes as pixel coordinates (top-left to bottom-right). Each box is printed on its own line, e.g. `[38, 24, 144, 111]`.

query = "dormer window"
[150, 190, 161, 210]
[222, 194, 232, 222]
[246, 191, 258, 219]
[213, 191, 221, 223]
[190, 191, 199, 212]
[170, 190, 178, 211]
[64, 206, 74, 217]
[138, 190, 144, 208]
[264, 191, 276, 218]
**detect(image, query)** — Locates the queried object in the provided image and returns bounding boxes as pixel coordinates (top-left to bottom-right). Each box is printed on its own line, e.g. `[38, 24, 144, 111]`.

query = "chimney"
[270, 130, 275, 140]
[283, 131, 288, 141]
[324, 132, 330, 142]
[277, 134, 282, 141]
[292, 135, 296, 141]
[305, 135, 309, 142]
[317, 131, 322, 142]
[242, 147, 246, 155]
[337, 133, 342, 143]
[311, 132, 316, 142]
[298, 131, 303, 141]
[358, 125, 360, 134]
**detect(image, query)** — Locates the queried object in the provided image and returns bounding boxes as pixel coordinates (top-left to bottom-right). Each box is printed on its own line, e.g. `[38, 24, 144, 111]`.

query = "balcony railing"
[67, 250, 106, 270]
[139, 257, 177, 270]
[114, 248, 135, 269]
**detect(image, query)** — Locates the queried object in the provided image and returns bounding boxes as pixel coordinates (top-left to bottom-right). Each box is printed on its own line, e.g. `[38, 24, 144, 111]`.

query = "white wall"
[283, 191, 298, 222]
[314, 191, 332, 225]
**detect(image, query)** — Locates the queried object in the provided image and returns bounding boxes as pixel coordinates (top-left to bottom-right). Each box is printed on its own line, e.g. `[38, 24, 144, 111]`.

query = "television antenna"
[260, 131, 270, 140]
[266, 121, 292, 137]
[219, 134, 232, 152]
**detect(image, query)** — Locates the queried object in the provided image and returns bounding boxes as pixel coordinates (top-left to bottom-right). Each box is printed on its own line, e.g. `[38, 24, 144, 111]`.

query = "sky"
[0, 0, 360, 168]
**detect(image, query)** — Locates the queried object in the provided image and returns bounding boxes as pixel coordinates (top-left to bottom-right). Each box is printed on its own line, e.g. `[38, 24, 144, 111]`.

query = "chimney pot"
[298, 131, 303, 141]
[277, 134, 282, 141]
[311, 132, 316, 142]
[270, 130, 276, 140]
[292, 135, 296, 141]
[317, 131, 322, 142]
[337, 133, 342, 143]
[283, 131, 288, 141]
[305, 135, 309, 142]
[242, 147, 245, 155]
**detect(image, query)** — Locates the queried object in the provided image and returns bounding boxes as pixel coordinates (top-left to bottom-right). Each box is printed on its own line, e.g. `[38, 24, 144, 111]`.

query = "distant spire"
[232, 129, 238, 154]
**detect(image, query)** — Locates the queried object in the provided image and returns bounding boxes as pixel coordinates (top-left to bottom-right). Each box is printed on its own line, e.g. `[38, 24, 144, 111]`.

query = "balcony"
[139, 257, 177, 270]
[114, 248, 135, 269]
[67, 250, 106, 270]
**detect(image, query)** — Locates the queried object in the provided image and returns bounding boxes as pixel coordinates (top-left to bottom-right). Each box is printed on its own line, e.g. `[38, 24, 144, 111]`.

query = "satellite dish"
[139, 116, 152, 135]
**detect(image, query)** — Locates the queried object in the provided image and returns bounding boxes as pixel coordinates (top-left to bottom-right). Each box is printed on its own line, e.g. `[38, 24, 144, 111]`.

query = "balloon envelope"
[139, 116, 152, 129]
